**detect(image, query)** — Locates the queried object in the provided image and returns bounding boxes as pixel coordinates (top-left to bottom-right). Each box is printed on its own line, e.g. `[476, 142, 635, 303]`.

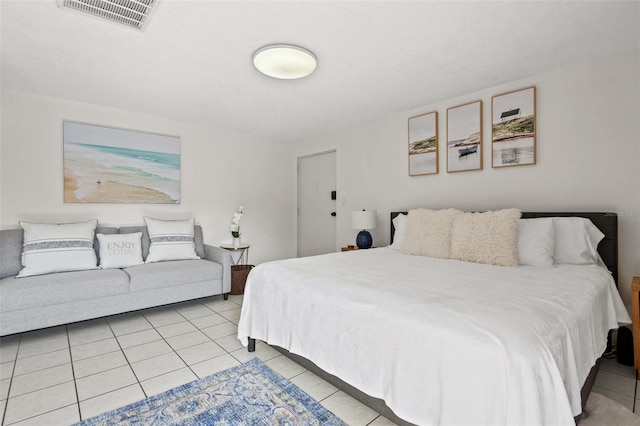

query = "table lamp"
[352, 210, 377, 249]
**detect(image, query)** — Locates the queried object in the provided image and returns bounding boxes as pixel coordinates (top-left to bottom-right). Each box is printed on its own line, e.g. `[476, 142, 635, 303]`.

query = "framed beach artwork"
[408, 111, 438, 176]
[447, 100, 482, 173]
[63, 121, 181, 204]
[491, 86, 536, 168]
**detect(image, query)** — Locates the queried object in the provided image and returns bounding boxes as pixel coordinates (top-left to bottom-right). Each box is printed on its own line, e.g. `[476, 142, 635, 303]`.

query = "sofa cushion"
[0, 269, 129, 312]
[125, 259, 222, 292]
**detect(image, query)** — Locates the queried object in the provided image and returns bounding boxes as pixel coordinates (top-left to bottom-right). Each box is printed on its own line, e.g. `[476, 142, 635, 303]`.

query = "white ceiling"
[1, 1, 639, 142]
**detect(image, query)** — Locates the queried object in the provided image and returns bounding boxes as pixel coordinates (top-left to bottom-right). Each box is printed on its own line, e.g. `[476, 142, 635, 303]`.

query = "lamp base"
[356, 230, 373, 249]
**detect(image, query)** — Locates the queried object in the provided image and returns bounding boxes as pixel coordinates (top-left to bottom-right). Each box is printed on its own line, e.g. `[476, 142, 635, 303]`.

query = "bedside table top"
[220, 243, 251, 250]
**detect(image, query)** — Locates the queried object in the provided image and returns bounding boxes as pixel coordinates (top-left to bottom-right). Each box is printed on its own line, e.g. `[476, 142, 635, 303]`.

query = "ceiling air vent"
[58, 0, 156, 30]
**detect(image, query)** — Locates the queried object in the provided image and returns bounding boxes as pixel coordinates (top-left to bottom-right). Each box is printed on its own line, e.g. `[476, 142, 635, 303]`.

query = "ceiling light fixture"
[252, 44, 317, 80]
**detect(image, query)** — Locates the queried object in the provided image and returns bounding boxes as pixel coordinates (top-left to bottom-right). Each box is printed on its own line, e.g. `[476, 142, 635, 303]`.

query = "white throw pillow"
[97, 232, 144, 269]
[144, 217, 200, 263]
[390, 214, 407, 250]
[517, 218, 555, 267]
[552, 217, 604, 265]
[17, 220, 98, 277]
[450, 209, 522, 267]
[401, 209, 463, 258]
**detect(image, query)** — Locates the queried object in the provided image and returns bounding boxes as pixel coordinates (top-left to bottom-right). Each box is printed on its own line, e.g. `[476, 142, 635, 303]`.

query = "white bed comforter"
[237, 248, 630, 425]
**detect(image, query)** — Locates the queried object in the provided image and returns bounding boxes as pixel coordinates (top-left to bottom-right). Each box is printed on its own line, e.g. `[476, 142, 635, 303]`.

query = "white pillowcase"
[450, 209, 521, 267]
[517, 218, 555, 267]
[401, 209, 463, 258]
[97, 232, 144, 269]
[390, 214, 407, 250]
[552, 217, 604, 265]
[17, 220, 98, 277]
[144, 217, 200, 263]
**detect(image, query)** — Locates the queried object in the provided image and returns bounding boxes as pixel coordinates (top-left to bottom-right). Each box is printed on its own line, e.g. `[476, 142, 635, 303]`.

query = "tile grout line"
[593, 384, 640, 401]
[64, 324, 82, 420]
[2, 328, 77, 426]
[1, 336, 20, 426]
[156, 304, 233, 382]
[104, 315, 150, 413]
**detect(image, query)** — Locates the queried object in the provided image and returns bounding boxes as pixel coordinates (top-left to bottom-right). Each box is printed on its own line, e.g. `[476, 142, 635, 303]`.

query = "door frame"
[297, 149, 337, 257]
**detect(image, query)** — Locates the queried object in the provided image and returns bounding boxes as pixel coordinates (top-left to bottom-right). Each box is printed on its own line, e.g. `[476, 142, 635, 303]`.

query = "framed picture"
[408, 111, 438, 176]
[63, 121, 181, 204]
[491, 86, 536, 168]
[447, 100, 482, 173]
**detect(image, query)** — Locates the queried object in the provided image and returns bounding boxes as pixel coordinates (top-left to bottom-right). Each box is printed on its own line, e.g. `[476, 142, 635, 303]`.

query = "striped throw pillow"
[17, 220, 98, 277]
[144, 217, 200, 263]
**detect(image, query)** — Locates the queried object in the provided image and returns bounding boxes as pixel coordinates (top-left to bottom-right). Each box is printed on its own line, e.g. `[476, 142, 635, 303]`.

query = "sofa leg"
[223, 293, 229, 300]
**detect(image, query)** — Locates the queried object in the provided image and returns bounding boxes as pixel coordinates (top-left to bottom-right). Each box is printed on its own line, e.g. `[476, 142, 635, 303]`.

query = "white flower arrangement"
[229, 206, 244, 238]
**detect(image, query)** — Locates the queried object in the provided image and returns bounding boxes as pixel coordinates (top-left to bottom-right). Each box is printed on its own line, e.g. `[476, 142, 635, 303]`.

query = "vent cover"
[58, 0, 156, 30]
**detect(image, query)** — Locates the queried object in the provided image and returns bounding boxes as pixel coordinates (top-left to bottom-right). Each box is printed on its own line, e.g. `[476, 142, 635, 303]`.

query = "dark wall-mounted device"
[331, 191, 337, 200]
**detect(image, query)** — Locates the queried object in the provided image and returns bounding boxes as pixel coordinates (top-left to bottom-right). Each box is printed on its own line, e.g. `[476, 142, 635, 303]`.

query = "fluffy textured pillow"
[553, 217, 604, 265]
[450, 209, 522, 267]
[517, 218, 555, 267]
[17, 220, 98, 277]
[401, 209, 462, 258]
[144, 217, 200, 263]
[97, 232, 144, 269]
[390, 213, 407, 250]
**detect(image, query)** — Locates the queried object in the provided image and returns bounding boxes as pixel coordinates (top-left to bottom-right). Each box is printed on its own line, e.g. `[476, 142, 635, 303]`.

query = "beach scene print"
[447, 101, 482, 172]
[408, 111, 438, 175]
[63, 121, 181, 204]
[492, 87, 536, 167]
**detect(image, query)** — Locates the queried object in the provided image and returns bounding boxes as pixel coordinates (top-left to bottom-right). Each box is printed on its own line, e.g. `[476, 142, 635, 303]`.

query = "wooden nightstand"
[632, 276, 640, 378]
[341, 245, 358, 252]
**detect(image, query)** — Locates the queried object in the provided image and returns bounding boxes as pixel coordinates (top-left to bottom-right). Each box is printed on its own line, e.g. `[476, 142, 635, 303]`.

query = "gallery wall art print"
[447, 100, 482, 173]
[63, 121, 181, 204]
[408, 111, 438, 176]
[491, 86, 536, 168]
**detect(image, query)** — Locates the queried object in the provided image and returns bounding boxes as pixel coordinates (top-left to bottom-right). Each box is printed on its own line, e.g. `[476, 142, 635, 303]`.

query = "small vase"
[233, 237, 241, 247]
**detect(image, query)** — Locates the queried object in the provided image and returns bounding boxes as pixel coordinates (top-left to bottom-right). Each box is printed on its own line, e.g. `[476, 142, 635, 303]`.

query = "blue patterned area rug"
[77, 358, 346, 425]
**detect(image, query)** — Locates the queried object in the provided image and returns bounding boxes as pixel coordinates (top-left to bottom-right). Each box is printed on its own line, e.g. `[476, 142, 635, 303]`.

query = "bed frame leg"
[248, 338, 256, 352]
[223, 293, 229, 300]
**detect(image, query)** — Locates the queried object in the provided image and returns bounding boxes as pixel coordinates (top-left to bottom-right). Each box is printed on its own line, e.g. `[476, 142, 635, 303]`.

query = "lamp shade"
[351, 210, 377, 230]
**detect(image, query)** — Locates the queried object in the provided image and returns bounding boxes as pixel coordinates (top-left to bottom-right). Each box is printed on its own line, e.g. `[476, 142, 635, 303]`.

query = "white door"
[298, 151, 337, 257]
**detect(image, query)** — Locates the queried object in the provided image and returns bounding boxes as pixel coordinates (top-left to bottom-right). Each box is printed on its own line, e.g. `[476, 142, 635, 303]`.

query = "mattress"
[237, 248, 630, 425]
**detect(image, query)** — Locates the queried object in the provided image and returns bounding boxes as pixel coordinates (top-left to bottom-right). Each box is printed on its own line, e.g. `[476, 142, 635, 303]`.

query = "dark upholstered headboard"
[390, 211, 618, 285]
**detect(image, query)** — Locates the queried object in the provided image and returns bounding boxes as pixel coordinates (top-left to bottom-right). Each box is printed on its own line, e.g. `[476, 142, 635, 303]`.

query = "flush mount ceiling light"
[252, 44, 317, 80]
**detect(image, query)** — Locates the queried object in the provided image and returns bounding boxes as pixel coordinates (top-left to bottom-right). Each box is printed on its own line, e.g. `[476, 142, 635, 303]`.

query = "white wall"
[290, 49, 640, 309]
[0, 90, 295, 264]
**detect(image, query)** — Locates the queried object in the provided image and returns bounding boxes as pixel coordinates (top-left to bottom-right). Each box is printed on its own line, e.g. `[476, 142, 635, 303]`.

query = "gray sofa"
[0, 225, 232, 336]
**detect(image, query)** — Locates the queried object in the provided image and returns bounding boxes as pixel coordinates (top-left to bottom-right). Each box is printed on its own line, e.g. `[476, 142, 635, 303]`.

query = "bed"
[237, 211, 630, 425]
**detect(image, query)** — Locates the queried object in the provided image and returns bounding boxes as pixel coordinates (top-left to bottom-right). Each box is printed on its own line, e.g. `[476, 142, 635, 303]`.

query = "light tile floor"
[0, 294, 638, 425]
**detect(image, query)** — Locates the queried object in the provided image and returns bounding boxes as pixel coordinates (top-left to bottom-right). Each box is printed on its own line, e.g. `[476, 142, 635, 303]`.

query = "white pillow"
[450, 209, 522, 267]
[517, 218, 555, 267]
[97, 232, 144, 269]
[552, 217, 604, 265]
[144, 217, 200, 263]
[401, 209, 463, 258]
[17, 220, 98, 277]
[390, 213, 407, 250]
